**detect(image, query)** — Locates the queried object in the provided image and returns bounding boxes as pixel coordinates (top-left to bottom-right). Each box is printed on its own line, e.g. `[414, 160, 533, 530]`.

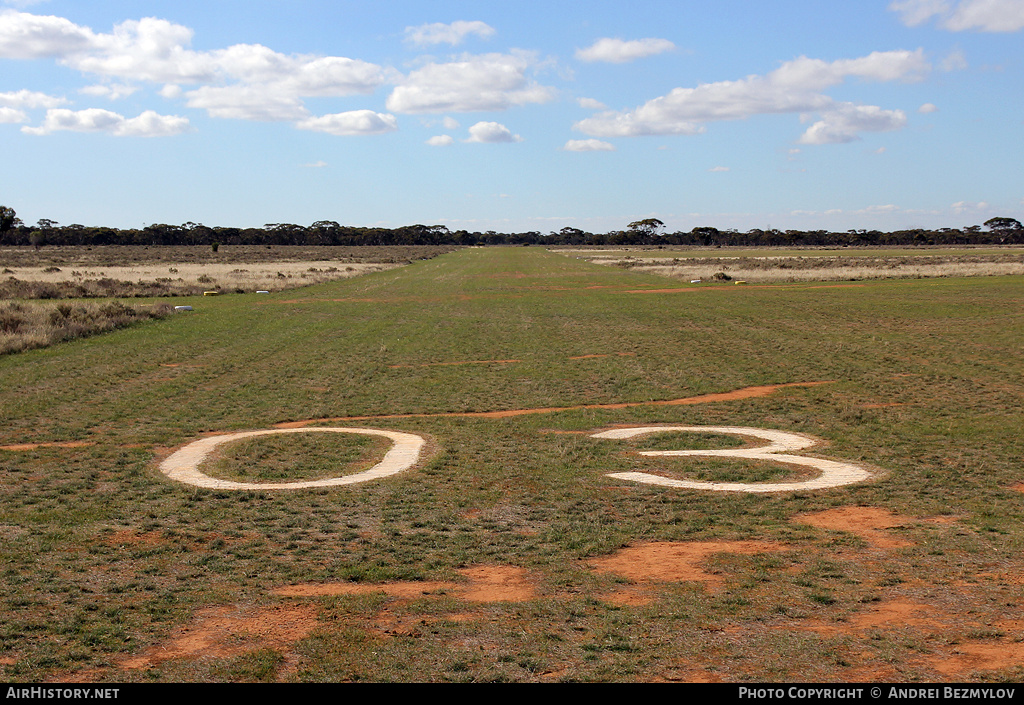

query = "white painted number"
[590, 426, 872, 493]
[160, 427, 425, 490]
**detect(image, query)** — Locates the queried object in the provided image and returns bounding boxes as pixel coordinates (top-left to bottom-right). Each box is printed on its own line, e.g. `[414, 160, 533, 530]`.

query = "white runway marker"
[160, 427, 425, 490]
[591, 425, 873, 492]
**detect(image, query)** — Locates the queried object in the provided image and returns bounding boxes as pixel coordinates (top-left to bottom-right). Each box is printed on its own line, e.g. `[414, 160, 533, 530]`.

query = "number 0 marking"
[160, 427, 425, 490]
[590, 426, 873, 492]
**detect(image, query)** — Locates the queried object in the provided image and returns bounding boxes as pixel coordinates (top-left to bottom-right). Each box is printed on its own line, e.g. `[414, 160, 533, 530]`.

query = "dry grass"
[0, 300, 172, 355]
[0, 245, 455, 299]
[1, 261, 397, 299]
[587, 253, 1024, 283]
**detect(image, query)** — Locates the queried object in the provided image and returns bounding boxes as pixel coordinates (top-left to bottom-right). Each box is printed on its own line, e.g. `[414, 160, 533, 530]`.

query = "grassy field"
[1, 247, 1023, 682]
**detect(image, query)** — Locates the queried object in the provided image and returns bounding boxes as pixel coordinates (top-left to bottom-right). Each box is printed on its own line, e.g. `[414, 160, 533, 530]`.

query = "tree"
[0, 205, 15, 235]
[984, 217, 1023, 231]
[626, 218, 665, 237]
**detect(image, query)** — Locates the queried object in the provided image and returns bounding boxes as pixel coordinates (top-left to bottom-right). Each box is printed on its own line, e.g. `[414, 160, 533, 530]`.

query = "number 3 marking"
[590, 426, 873, 493]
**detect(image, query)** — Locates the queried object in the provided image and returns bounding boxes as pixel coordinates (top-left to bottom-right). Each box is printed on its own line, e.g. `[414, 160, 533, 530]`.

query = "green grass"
[204, 433, 392, 483]
[1, 247, 1023, 682]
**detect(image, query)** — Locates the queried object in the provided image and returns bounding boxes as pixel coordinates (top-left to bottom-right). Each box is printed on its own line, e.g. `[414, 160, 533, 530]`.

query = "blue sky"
[1, 0, 1022, 233]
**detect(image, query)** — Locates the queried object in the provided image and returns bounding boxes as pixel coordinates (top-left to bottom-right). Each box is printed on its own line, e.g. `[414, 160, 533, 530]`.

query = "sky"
[1, 0, 1022, 234]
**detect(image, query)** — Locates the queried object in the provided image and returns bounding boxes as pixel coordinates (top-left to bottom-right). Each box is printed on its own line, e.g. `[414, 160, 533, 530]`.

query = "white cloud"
[22, 107, 189, 136]
[797, 103, 907, 144]
[296, 110, 398, 136]
[386, 52, 556, 113]
[117, 109, 192, 136]
[185, 84, 309, 121]
[80, 83, 138, 100]
[442, 116, 460, 129]
[465, 121, 522, 143]
[158, 84, 182, 99]
[0, 106, 27, 123]
[708, 166, 730, 172]
[575, 37, 675, 63]
[574, 50, 927, 141]
[404, 20, 495, 46]
[0, 88, 66, 108]
[0, 10, 392, 124]
[858, 204, 901, 214]
[301, 160, 328, 168]
[888, 0, 952, 26]
[952, 200, 990, 212]
[919, 102, 939, 112]
[577, 97, 607, 110]
[941, 48, 968, 71]
[0, 9, 98, 59]
[562, 138, 615, 151]
[889, 0, 1024, 31]
[426, 134, 454, 146]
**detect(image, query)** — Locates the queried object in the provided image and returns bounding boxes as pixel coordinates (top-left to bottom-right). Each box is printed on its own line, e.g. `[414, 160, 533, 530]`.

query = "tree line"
[1, 208, 1022, 248]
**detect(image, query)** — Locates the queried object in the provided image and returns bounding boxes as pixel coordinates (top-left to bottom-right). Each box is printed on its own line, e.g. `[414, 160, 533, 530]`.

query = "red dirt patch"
[0, 441, 94, 451]
[926, 641, 1024, 678]
[799, 597, 961, 636]
[119, 603, 319, 670]
[587, 540, 787, 592]
[274, 580, 457, 599]
[273, 565, 536, 604]
[793, 507, 914, 548]
[458, 566, 535, 602]
[273, 381, 832, 427]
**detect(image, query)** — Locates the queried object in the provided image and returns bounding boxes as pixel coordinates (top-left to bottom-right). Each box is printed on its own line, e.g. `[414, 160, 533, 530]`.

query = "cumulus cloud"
[386, 52, 556, 113]
[185, 84, 309, 121]
[426, 134, 454, 146]
[0, 10, 393, 127]
[0, 9, 98, 59]
[708, 166, 730, 172]
[80, 83, 138, 100]
[22, 107, 190, 136]
[0, 88, 66, 108]
[295, 110, 398, 136]
[797, 102, 907, 144]
[574, 49, 927, 142]
[575, 37, 675, 63]
[919, 102, 939, 112]
[0, 106, 27, 123]
[562, 138, 615, 151]
[465, 121, 522, 143]
[889, 0, 1024, 31]
[404, 20, 495, 46]
[577, 97, 607, 109]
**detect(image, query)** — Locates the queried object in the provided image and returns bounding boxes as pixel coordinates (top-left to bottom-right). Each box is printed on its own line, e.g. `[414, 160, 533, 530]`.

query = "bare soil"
[52, 506, 1024, 682]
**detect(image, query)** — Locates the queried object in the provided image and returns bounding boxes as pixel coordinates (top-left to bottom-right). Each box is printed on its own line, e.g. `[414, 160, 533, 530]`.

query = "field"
[1, 246, 1023, 683]
[558, 246, 1024, 284]
[0, 245, 454, 299]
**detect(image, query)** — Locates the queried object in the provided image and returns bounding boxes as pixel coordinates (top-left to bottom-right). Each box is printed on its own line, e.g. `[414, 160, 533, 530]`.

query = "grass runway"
[1, 247, 1023, 682]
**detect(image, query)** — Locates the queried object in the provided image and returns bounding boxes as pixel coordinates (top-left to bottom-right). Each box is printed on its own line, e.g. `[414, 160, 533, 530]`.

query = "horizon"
[2, 1, 1023, 234]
